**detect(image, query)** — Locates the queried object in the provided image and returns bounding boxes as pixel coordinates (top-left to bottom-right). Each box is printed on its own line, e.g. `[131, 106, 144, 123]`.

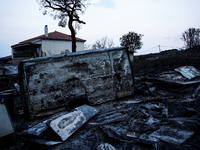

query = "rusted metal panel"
[18, 47, 134, 119]
[150, 127, 194, 145]
[174, 66, 200, 80]
[48, 105, 99, 141]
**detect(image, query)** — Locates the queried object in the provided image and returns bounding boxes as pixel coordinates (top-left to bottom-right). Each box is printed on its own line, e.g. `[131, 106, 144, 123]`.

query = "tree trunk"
[68, 18, 76, 52]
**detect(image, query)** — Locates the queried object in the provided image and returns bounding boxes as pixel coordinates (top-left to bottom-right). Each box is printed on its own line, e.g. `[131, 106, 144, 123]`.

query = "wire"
[140, 46, 158, 53]
[140, 45, 180, 53]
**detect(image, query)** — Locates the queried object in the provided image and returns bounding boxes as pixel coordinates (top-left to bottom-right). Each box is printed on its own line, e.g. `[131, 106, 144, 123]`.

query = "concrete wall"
[18, 47, 134, 119]
[42, 39, 85, 56]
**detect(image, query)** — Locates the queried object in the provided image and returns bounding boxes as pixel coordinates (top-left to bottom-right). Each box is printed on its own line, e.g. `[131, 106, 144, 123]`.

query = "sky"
[0, 0, 200, 57]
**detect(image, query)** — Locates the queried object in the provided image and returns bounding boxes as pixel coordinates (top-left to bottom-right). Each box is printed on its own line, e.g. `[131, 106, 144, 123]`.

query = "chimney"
[45, 25, 48, 37]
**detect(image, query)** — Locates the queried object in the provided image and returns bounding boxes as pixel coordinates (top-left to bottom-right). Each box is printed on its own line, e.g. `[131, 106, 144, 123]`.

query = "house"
[0, 56, 10, 75]
[11, 25, 86, 59]
[0, 55, 12, 65]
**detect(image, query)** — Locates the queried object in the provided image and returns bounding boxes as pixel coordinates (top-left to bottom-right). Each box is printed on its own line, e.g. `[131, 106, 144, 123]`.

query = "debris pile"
[1, 46, 200, 149]
[11, 77, 200, 149]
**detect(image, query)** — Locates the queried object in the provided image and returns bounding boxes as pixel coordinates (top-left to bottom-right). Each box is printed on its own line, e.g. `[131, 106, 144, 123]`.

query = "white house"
[11, 25, 86, 59]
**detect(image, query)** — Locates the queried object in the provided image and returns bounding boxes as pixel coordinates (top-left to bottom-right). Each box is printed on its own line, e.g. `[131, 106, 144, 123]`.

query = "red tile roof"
[11, 31, 86, 47]
[7, 59, 24, 65]
[0, 55, 12, 60]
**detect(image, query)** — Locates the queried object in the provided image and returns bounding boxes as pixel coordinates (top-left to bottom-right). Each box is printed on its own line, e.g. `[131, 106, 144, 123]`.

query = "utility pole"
[158, 45, 161, 52]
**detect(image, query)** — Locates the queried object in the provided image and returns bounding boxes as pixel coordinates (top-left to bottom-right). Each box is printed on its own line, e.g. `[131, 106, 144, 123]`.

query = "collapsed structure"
[1, 46, 200, 150]
[18, 47, 134, 119]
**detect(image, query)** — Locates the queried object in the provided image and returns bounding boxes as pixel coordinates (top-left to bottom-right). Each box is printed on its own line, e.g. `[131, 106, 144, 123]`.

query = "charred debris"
[1, 47, 200, 150]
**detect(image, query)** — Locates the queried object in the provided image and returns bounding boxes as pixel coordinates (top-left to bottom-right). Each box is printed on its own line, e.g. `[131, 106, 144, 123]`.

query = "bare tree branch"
[91, 36, 115, 50]
[181, 28, 200, 49]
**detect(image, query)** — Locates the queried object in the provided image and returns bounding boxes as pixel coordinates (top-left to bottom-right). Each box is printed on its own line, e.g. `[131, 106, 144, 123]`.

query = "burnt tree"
[38, 0, 89, 52]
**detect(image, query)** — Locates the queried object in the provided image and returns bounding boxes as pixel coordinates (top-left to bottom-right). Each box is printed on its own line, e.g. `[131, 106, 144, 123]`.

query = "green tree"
[181, 28, 200, 49]
[120, 31, 143, 53]
[37, 0, 90, 52]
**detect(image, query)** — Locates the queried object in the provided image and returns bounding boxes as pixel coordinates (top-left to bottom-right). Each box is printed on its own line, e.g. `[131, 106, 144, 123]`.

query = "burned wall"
[18, 47, 134, 119]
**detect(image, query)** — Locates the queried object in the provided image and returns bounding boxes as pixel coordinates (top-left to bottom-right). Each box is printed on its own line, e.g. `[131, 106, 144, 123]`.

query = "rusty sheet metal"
[87, 110, 127, 126]
[22, 112, 67, 136]
[18, 47, 134, 119]
[150, 127, 194, 145]
[48, 105, 99, 141]
[174, 66, 200, 80]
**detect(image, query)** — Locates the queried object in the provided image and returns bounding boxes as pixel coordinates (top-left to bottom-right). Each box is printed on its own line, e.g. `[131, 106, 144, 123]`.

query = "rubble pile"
[1, 46, 200, 149]
[3, 70, 200, 150]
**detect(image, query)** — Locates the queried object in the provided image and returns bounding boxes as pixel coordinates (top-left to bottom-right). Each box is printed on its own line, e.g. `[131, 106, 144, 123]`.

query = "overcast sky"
[0, 0, 200, 57]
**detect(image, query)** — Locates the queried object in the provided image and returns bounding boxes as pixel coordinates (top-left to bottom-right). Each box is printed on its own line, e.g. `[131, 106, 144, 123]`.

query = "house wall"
[41, 39, 85, 56]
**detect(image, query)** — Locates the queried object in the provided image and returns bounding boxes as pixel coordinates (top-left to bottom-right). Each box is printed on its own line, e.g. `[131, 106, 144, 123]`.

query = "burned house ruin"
[1, 46, 200, 150]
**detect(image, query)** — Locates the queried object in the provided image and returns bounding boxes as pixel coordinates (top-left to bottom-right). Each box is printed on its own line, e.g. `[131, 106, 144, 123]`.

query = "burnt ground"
[3, 47, 200, 150]
[5, 75, 200, 150]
